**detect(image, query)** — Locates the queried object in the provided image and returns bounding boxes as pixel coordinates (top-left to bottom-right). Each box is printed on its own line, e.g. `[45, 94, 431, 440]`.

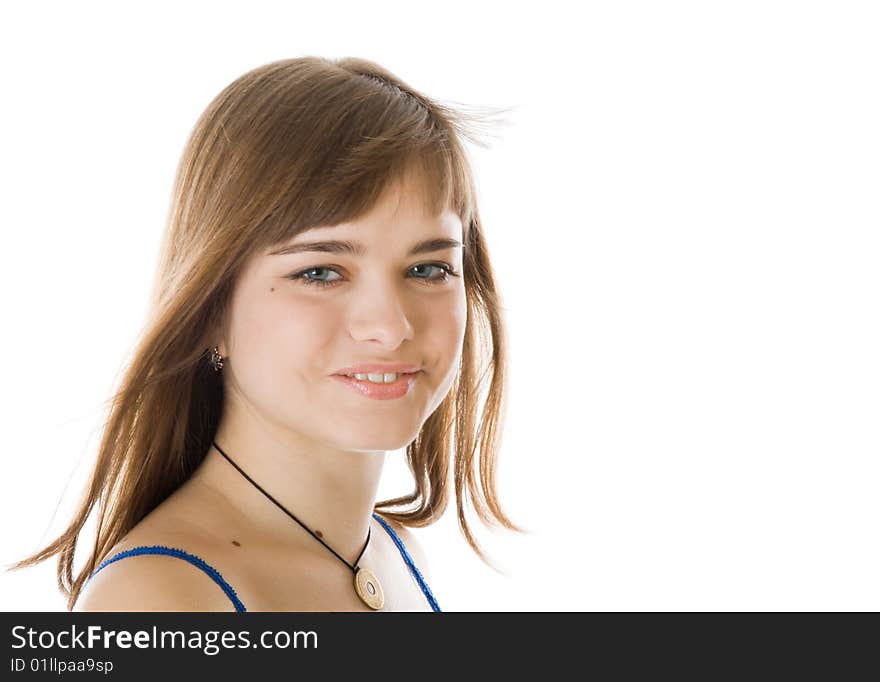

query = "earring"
[209, 345, 224, 372]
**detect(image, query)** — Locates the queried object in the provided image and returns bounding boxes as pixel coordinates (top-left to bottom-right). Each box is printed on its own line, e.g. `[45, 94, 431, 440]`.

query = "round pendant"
[354, 566, 384, 610]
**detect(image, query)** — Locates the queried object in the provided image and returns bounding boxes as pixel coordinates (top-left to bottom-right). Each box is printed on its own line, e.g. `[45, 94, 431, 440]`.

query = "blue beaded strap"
[89, 545, 247, 612]
[88, 520, 441, 613]
[372, 512, 442, 612]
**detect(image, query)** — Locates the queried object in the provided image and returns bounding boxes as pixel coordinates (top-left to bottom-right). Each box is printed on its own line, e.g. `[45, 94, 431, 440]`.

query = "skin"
[77, 168, 466, 612]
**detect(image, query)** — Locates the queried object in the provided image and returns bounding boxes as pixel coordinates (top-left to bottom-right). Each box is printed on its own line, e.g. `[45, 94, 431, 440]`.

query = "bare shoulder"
[74, 498, 243, 613]
[74, 545, 240, 612]
[377, 514, 431, 576]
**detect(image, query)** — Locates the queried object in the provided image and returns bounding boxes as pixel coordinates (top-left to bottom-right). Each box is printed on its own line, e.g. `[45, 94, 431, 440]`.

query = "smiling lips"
[334, 363, 422, 375]
[331, 372, 420, 400]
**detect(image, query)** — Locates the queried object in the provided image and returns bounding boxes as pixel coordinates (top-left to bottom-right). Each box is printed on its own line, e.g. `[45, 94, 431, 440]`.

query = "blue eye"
[410, 263, 457, 282]
[291, 266, 343, 288]
[287, 263, 459, 289]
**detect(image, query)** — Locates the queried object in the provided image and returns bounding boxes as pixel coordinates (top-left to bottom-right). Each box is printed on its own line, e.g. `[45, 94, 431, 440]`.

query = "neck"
[191, 406, 386, 566]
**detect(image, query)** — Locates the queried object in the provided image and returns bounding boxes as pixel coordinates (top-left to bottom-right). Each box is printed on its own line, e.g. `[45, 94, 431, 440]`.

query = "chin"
[332, 425, 420, 453]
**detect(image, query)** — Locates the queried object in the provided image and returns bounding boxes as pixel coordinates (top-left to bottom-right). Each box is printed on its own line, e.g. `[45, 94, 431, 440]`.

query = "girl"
[13, 56, 522, 611]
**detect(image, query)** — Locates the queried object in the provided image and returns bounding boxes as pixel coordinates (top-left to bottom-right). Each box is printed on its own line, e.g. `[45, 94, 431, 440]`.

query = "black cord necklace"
[211, 440, 384, 610]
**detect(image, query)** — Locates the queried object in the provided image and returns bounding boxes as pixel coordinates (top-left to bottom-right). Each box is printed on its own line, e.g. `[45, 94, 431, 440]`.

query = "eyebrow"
[268, 236, 463, 257]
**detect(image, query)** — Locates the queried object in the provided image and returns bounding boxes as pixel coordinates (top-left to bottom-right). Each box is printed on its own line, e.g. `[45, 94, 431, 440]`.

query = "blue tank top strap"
[89, 545, 247, 613]
[372, 512, 442, 612]
[89, 522, 439, 613]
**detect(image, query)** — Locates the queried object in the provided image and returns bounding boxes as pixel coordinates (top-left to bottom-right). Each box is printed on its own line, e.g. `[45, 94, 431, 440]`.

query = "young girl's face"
[220, 171, 467, 452]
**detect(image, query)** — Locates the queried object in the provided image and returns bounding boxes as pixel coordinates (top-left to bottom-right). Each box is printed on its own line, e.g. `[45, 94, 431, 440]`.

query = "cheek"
[230, 294, 341, 388]
[424, 291, 467, 369]
[268, 296, 342, 371]
[277, 295, 337, 332]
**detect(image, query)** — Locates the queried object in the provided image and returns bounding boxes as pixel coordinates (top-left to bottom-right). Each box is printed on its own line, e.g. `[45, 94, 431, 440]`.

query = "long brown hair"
[10, 56, 524, 610]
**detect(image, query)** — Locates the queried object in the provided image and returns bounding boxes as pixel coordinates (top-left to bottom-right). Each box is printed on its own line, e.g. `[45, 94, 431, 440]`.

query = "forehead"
[334, 169, 459, 234]
[293, 207, 461, 243]
[269, 173, 463, 255]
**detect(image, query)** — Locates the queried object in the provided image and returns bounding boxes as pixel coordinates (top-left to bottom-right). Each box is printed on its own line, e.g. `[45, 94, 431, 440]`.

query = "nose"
[347, 279, 415, 349]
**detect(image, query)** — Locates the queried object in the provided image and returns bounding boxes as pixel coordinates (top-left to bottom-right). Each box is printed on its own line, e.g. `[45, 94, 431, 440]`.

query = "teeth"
[351, 372, 401, 383]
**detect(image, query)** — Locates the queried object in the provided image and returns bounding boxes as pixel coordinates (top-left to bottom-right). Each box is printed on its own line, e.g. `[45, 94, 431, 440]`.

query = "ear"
[197, 306, 231, 357]
[196, 327, 226, 358]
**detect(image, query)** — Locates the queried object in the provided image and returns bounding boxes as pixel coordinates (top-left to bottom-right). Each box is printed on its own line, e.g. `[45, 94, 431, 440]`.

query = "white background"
[1, 1, 878, 611]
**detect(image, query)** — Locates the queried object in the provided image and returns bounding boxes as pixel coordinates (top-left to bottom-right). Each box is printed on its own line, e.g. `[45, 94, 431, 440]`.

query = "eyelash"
[286, 263, 460, 289]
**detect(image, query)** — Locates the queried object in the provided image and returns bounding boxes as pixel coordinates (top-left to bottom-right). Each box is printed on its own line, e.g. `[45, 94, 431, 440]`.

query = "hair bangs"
[254, 134, 474, 252]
